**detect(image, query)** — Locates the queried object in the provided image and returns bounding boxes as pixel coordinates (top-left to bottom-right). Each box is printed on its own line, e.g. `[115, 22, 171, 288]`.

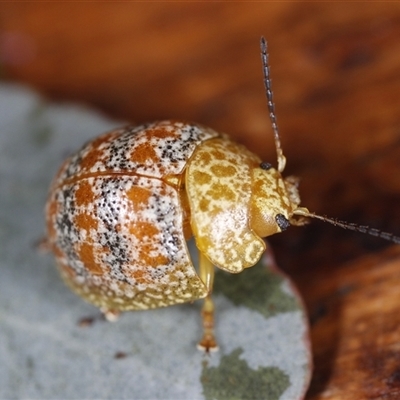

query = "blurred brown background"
[2, 3, 400, 399]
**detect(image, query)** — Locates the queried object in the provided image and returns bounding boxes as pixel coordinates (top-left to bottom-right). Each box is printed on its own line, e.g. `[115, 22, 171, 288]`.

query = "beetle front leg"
[197, 251, 218, 352]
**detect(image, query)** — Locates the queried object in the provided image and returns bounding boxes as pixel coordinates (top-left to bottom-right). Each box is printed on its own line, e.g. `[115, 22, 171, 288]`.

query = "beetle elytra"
[45, 38, 400, 352]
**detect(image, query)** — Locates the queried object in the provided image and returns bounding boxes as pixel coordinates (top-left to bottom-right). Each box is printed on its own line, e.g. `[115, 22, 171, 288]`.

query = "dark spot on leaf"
[213, 261, 298, 319]
[201, 348, 290, 400]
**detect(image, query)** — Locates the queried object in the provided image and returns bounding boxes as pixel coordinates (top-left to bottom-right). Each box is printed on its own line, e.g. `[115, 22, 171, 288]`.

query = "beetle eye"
[275, 214, 290, 231]
[260, 162, 272, 170]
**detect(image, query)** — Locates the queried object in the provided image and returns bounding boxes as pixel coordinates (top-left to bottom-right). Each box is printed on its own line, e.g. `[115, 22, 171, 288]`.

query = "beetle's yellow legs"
[197, 251, 218, 352]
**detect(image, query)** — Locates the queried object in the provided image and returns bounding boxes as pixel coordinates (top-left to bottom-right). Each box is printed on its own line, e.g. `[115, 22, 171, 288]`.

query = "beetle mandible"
[45, 38, 400, 352]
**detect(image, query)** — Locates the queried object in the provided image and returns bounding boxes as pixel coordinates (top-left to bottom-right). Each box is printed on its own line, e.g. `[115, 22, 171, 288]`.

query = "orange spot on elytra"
[139, 244, 170, 267]
[130, 142, 158, 164]
[79, 148, 103, 171]
[147, 127, 178, 140]
[129, 221, 160, 238]
[75, 212, 98, 232]
[130, 126, 179, 166]
[79, 132, 117, 171]
[127, 221, 170, 267]
[127, 186, 151, 212]
[77, 242, 104, 275]
[75, 180, 96, 207]
[130, 269, 151, 284]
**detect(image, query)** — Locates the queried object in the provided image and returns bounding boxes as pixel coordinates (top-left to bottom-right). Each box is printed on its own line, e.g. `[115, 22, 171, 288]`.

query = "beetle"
[45, 38, 400, 352]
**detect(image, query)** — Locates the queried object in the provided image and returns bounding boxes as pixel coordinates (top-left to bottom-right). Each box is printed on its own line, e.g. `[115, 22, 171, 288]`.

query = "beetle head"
[250, 163, 299, 237]
[260, 37, 400, 245]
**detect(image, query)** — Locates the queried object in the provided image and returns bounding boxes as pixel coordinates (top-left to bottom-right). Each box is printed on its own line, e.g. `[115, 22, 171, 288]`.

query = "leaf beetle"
[45, 38, 400, 352]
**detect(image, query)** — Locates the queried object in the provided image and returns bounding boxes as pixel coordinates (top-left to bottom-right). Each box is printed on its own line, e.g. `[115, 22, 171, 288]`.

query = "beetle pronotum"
[45, 38, 400, 352]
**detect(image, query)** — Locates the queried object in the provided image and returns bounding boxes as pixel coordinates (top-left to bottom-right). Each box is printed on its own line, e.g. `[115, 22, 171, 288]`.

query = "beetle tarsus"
[197, 296, 219, 353]
[101, 308, 121, 322]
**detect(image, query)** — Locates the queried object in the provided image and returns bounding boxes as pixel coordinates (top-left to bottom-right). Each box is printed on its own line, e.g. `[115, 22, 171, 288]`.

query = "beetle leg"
[35, 237, 52, 253]
[100, 308, 120, 322]
[197, 251, 219, 352]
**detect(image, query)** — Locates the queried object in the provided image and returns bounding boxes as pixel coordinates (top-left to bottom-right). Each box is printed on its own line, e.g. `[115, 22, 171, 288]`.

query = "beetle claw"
[197, 337, 219, 353]
[101, 308, 120, 322]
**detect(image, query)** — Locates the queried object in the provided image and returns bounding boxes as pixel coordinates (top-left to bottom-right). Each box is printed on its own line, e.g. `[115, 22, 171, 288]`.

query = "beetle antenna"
[260, 37, 286, 173]
[293, 207, 400, 244]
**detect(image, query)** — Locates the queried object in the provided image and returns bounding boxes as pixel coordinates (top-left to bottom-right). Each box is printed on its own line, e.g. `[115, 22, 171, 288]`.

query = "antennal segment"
[260, 37, 286, 173]
[293, 207, 400, 244]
